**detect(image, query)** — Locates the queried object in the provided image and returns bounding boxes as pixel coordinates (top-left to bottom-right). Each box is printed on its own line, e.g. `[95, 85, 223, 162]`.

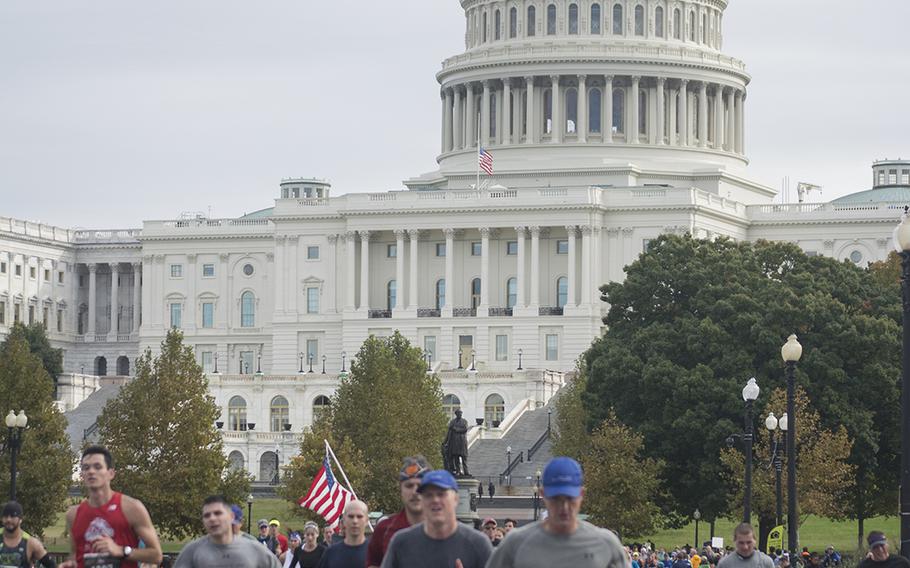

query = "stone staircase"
[63, 383, 123, 450]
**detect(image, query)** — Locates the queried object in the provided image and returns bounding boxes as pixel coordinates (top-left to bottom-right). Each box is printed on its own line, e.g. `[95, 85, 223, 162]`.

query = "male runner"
[366, 455, 428, 568]
[173, 495, 280, 568]
[716, 524, 773, 568]
[315, 500, 369, 568]
[0, 501, 55, 567]
[62, 445, 162, 568]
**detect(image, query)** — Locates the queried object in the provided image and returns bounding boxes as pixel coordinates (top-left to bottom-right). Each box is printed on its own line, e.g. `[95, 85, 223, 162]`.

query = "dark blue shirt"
[316, 540, 368, 568]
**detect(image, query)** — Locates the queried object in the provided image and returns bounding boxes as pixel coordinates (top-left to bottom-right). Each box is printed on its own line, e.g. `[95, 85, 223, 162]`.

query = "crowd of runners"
[4, 445, 907, 568]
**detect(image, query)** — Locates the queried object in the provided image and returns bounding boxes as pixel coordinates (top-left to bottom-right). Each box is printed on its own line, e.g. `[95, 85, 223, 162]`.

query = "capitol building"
[2, 0, 907, 482]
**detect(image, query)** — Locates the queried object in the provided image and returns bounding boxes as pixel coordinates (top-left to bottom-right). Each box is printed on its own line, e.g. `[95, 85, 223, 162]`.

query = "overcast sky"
[1, 1, 907, 229]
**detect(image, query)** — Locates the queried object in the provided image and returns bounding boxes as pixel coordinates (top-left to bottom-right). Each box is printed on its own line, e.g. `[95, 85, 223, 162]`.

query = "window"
[613, 88, 625, 133]
[228, 396, 247, 431]
[634, 5, 644, 35]
[313, 395, 331, 422]
[170, 264, 182, 278]
[482, 12, 488, 42]
[557, 277, 569, 308]
[509, 7, 517, 38]
[0, 302, 5, 324]
[306, 339, 319, 365]
[643, 239, 653, 252]
[495, 9, 501, 40]
[307, 287, 319, 314]
[471, 278, 482, 309]
[849, 250, 864, 264]
[202, 264, 215, 277]
[58, 271, 64, 284]
[28, 305, 34, 324]
[557, 240, 569, 254]
[490, 93, 497, 138]
[424, 335, 437, 362]
[270, 396, 290, 432]
[442, 394, 461, 417]
[639, 90, 648, 135]
[239, 351, 254, 374]
[889, 170, 898, 184]
[307, 246, 320, 260]
[0, 262, 5, 274]
[387, 244, 397, 258]
[566, 87, 577, 133]
[14, 265, 21, 277]
[228, 451, 244, 473]
[242, 263, 255, 276]
[689, 13, 695, 41]
[613, 4, 623, 34]
[589, 88, 602, 133]
[495, 334, 509, 361]
[506, 278, 518, 308]
[591, 3, 601, 34]
[485, 393, 505, 425]
[702, 13, 707, 42]
[169, 303, 182, 328]
[201, 351, 213, 372]
[655, 6, 665, 37]
[79, 275, 85, 287]
[43, 268, 50, 281]
[436, 243, 446, 257]
[202, 302, 214, 328]
[13, 304, 20, 324]
[527, 6, 536, 36]
[240, 291, 255, 327]
[436, 279, 446, 310]
[674, 9, 681, 39]
[56, 309, 63, 332]
[545, 334, 559, 360]
[29, 266, 36, 279]
[568, 3, 578, 34]
[506, 241, 518, 255]
[387, 280, 397, 310]
[471, 242, 482, 256]
[547, 4, 556, 34]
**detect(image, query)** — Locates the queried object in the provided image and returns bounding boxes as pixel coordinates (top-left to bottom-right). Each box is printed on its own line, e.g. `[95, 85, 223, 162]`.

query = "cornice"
[0, 232, 75, 252]
[747, 218, 901, 228]
[139, 234, 274, 242]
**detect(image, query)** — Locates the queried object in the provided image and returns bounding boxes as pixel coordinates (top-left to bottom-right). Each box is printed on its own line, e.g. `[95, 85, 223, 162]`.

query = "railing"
[527, 428, 550, 462]
[538, 306, 564, 316]
[453, 307, 476, 317]
[499, 450, 525, 486]
[83, 422, 99, 442]
[488, 307, 513, 317]
[296, 198, 329, 207]
[367, 309, 392, 319]
[417, 308, 441, 317]
[117, 333, 133, 342]
[94, 333, 108, 342]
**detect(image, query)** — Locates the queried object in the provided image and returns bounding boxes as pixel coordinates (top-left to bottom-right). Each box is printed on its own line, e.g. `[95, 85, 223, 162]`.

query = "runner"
[61, 445, 162, 568]
[315, 500, 369, 568]
[366, 455, 428, 568]
[0, 501, 55, 567]
[716, 524, 773, 568]
[231, 505, 258, 541]
[296, 523, 326, 568]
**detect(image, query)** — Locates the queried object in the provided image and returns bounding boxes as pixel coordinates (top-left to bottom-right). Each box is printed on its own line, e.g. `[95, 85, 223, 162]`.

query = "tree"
[281, 332, 448, 515]
[5, 323, 63, 395]
[582, 235, 900, 526]
[97, 330, 250, 539]
[0, 331, 73, 535]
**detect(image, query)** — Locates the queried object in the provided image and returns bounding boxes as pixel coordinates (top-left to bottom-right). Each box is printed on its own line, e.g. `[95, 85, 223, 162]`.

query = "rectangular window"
[202, 264, 215, 277]
[43, 269, 50, 281]
[202, 302, 214, 328]
[56, 309, 63, 332]
[495, 334, 509, 361]
[239, 350, 254, 374]
[58, 271, 64, 284]
[556, 240, 569, 254]
[643, 239, 652, 253]
[13, 305, 20, 324]
[387, 244, 397, 258]
[28, 305, 34, 324]
[0, 302, 5, 324]
[42, 307, 49, 326]
[471, 242, 482, 256]
[424, 335, 437, 362]
[307, 246, 320, 260]
[436, 243, 446, 257]
[29, 266, 36, 279]
[201, 351, 213, 373]
[170, 303, 182, 328]
[79, 275, 85, 287]
[506, 241, 518, 255]
[306, 339, 319, 364]
[0, 262, 6, 274]
[545, 334, 559, 361]
[170, 264, 183, 278]
[307, 287, 319, 314]
[15, 265, 21, 277]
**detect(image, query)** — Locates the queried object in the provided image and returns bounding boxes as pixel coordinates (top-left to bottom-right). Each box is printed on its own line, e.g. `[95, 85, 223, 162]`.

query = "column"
[577, 75, 588, 143]
[408, 229, 420, 309]
[735, 91, 745, 154]
[529, 226, 540, 307]
[444, 89, 454, 153]
[443, 229, 455, 314]
[524, 76, 536, 144]
[495, 84, 503, 145]
[698, 82, 708, 148]
[453, 87, 463, 150]
[186, 254, 196, 329]
[465, 83, 476, 148]
[479, 227, 491, 312]
[656, 77, 666, 145]
[725, 88, 735, 152]
[326, 234, 339, 313]
[512, 84, 523, 145]
[218, 253, 228, 329]
[668, 87, 678, 145]
[131, 262, 141, 333]
[678, 80, 689, 146]
[592, 227, 602, 305]
[630, 76, 640, 144]
[550, 76, 561, 143]
[566, 226, 577, 307]
[515, 226, 526, 308]
[481, 81, 491, 148]
[713, 86, 724, 149]
[502, 79, 512, 145]
[359, 231, 371, 311]
[440, 92, 446, 154]
[109, 263, 120, 336]
[274, 236, 285, 312]
[344, 232, 356, 311]
[604, 75, 614, 143]
[580, 227, 592, 305]
[394, 230, 405, 311]
[87, 263, 97, 336]
[49, 260, 57, 332]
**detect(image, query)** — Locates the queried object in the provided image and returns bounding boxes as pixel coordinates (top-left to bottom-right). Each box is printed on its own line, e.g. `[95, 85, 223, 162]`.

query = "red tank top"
[71, 492, 140, 568]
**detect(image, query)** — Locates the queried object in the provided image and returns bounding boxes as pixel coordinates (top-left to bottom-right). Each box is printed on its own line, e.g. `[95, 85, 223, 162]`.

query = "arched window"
[568, 4, 579, 34]
[639, 90, 647, 135]
[228, 396, 247, 431]
[471, 278, 482, 309]
[443, 394, 461, 417]
[270, 395, 289, 432]
[591, 3, 602, 34]
[436, 279, 446, 310]
[557, 277, 569, 308]
[689, 12, 695, 41]
[702, 13, 707, 43]
[387, 280, 397, 310]
[589, 88, 602, 133]
[655, 6, 665, 37]
[634, 5, 644, 36]
[116, 356, 129, 376]
[259, 452, 277, 483]
[547, 4, 557, 34]
[612, 4, 623, 34]
[674, 9, 681, 39]
[566, 87, 578, 133]
[612, 88, 625, 134]
[495, 10, 502, 40]
[313, 395, 331, 422]
[482, 12, 488, 42]
[240, 291, 255, 327]
[485, 393, 505, 426]
[543, 89, 553, 134]
[95, 356, 107, 377]
[506, 277, 518, 309]
[527, 6, 536, 36]
[490, 93, 497, 138]
[509, 7, 518, 38]
[228, 451, 244, 473]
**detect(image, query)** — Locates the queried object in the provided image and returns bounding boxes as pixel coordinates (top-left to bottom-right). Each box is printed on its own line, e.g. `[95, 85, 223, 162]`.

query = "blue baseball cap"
[418, 469, 459, 493]
[542, 457, 583, 498]
[230, 504, 243, 526]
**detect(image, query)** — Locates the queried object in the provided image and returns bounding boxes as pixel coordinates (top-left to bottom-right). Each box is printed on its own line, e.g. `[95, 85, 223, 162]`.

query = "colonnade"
[440, 75, 745, 155]
[78, 262, 141, 339]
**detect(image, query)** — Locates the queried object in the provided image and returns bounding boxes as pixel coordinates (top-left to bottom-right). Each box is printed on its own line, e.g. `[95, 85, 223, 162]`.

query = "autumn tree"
[5, 322, 63, 395]
[97, 330, 251, 539]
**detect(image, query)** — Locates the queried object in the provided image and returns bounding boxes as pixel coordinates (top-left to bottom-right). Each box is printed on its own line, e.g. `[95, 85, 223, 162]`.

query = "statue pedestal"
[455, 477, 479, 527]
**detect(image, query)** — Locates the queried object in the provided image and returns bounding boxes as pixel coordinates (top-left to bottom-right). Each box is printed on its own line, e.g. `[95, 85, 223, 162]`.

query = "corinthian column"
[550, 75, 561, 143]
[481, 81, 491, 148]
[678, 80, 689, 146]
[87, 263, 97, 336]
[408, 229, 420, 310]
[453, 87, 463, 150]
[359, 231, 371, 311]
[604, 75, 614, 143]
[630, 76, 640, 144]
[577, 75, 588, 143]
[131, 262, 141, 333]
[344, 232, 356, 311]
[529, 226, 541, 307]
[656, 77, 666, 145]
[394, 230, 405, 311]
[502, 78, 512, 145]
[515, 226, 526, 308]
[524, 76, 536, 144]
[698, 82, 708, 148]
[465, 83, 476, 148]
[444, 89, 454, 153]
[109, 263, 120, 337]
[479, 227, 491, 313]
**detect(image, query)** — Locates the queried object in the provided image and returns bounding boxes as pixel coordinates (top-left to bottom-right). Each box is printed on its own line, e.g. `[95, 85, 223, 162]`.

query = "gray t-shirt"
[717, 551, 775, 568]
[485, 520, 629, 568]
[380, 522, 492, 568]
[174, 535, 282, 568]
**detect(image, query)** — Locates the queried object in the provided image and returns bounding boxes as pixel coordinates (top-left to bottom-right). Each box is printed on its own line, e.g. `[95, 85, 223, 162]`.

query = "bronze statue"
[442, 409, 470, 477]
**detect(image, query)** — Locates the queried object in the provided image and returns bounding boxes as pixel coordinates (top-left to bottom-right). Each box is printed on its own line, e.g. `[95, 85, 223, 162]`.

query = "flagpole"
[324, 439, 373, 530]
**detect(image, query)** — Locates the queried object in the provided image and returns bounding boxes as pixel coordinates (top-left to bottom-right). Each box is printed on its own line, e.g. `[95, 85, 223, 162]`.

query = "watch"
[123, 546, 133, 558]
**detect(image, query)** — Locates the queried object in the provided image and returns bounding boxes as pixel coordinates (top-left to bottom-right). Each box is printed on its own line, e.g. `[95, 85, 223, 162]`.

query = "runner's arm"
[27, 536, 56, 567]
[59, 506, 78, 568]
[123, 496, 163, 564]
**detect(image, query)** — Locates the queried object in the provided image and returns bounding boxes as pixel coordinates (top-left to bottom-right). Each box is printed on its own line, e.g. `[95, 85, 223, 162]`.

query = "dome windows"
[612, 4, 623, 35]
[566, 88, 578, 133]
[482, 12, 488, 42]
[612, 88, 625, 134]
[527, 6, 536, 36]
[547, 4, 557, 35]
[589, 88, 602, 133]
[634, 5, 645, 36]
[495, 9, 501, 40]
[591, 4, 602, 34]
[568, 4, 579, 35]
[655, 6, 665, 38]
[509, 7, 517, 38]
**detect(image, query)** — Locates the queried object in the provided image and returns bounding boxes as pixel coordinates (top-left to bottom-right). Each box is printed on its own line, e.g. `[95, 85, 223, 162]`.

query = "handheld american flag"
[298, 454, 354, 527]
[478, 147, 494, 176]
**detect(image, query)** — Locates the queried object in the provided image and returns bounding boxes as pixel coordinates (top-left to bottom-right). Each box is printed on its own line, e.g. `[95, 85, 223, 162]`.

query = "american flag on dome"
[298, 454, 354, 527]
[479, 147, 494, 176]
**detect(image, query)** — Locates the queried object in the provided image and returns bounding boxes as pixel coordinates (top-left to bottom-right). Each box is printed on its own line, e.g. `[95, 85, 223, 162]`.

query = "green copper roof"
[239, 207, 274, 219]
[832, 187, 910, 204]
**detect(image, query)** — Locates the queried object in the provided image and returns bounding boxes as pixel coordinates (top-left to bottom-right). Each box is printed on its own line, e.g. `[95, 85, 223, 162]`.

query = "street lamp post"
[298, 352, 304, 374]
[321, 355, 326, 374]
[273, 445, 280, 485]
[425, 351, 432, 373]
[517, 348, 523, 371]
[246, 494, 254, 534]
[308, 355, 314, 374]
[693, 509, 701, 548]
[742, 377, 760, 523]
[213, 352, 219, 374]
[506, 445, 512, 486]
[766, 412, 786, 527]
[896, 210, 910, 559]
[781, 334, 803, 555]
[533, 469, 542, 520]
[256, 352, 262, 375]
[5, 410, 28, 501]
[341, 351, 347, 373]
[469, 350, 476, 372]
[547, 407, 552, 436]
